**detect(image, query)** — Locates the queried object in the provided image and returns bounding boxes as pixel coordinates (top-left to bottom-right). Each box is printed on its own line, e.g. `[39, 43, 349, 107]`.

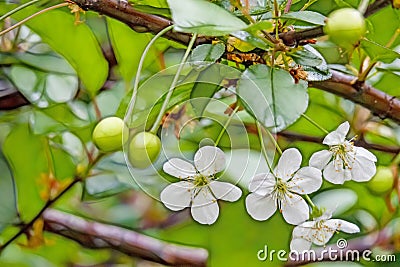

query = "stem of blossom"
[304, 194, 316, 209]
[125, 25, 174, 125]
[0, 0, 41, 22]
[301, 114, 329, 134]
[149, 33, 198, 134]
[265, 128, 282, 156]
[256, 121, 275, 175]
[214, 106, 240, 147]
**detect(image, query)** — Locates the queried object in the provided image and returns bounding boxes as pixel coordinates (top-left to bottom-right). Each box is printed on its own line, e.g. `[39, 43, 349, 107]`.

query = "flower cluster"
[160, 122, 376, 250]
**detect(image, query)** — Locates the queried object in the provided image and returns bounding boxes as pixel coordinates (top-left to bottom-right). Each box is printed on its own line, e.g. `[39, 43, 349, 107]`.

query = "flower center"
[193, 174, 210, 187]
[272, 178, 288, 211]
[329, 141, 355, 170]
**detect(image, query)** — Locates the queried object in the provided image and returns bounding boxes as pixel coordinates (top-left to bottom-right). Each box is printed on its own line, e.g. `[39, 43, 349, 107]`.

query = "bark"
[43, 209, 208, 267]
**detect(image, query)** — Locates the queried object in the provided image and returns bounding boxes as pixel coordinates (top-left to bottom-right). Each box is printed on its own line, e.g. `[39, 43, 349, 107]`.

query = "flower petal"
[191, 189, 219, 224]
[350, 155, 376, 182]
[275, 148, 302, 181]
[356, 146, 377, 162]
[209, 181, 242, 202]
[309, 227, 335, 246]
[290, 238, 312, 253]
[281, 193, 309, 225]
[309, 150, 332, 170]
[292, 221, 315, 238]
[245, 193, 277, 221]
[323, 161, 349, 184]
[288, 167, 322, 195]
[160, 181, 193, 211]
[163, 158, 196, 178]
[323, 122, 349, 146]
[194, 146, 225, 176]
[328, 219, 360, 233]
[248, 173, 275, 196]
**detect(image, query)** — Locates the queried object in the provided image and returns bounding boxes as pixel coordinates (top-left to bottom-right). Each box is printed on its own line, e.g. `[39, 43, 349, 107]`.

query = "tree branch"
[1, 0, 399, 127]
[73, 0, 209, 46]
[310, 70, 400, 124]
[43, 209, 208, 267]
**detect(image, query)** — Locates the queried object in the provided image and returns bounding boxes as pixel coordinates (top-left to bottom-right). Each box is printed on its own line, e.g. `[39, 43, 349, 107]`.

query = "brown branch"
[0, 178, 81, 252]
[1, 0, 398, 123]
[43, 209, 208, 267]
[0, 87, 28, 110]
[310, 70, 400, 124]
[72, 0, 209, 46]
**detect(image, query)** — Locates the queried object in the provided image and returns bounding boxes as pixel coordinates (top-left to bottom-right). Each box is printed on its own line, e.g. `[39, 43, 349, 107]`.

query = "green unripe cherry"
[128, 132, 161, 169]
[92, 117, 128, 152]
[324, 8, 366, 48]
[367, 166, 395, 195]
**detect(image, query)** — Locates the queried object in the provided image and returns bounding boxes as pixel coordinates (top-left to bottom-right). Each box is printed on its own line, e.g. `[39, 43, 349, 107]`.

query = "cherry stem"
[301, 113, 329, 134]
[214, 105, 240, 147]
[256, 121, 275, 175]
[125, 25, 174, 125]
[149, 33, 198, 134]
[304, 194, 316, 209]
[265, 128, 282, 156]
[0, 0, 41, 22]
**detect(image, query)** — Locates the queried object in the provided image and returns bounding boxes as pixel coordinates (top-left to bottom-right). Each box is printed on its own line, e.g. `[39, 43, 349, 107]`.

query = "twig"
[0, 178, 81, 251]
[310, 70, 400, 124]
[71, 0, 209, 46]
[43, 209, 209, 267]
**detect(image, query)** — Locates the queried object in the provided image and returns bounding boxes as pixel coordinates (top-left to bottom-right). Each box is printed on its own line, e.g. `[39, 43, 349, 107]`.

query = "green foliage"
[237, 64, 309, 132]
[167, 0, 247, 35]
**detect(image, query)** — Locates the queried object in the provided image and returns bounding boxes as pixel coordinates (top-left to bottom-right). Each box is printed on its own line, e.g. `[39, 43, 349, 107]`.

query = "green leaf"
[281, 11, 326, 26]
[83, 174, 131, 199]
[245, 20, 274, 32]
[108, 18, 155, 82]
[190, 65, 224, 115]
[291, 45, 331, 81]
[15, 53, 76, 75]
[190, 63, 242, 115]
[190, 43, 225, 63]
[313, 189, 358, 216]
[0, 151, 19, 232]
[3, 124, 47, 220]
[237, 65, 308, 132]
[8, 65, 78, 107]
[291, 47, 324, 67]
[231, 31, 269, 50]
[167, 0, 247, 35]
[133, 4, 171, 17]
[361, 39, 400, 64]
[83, 153, 136, 199]
[3, 5, 109, 95]
[45, 74, 78, 103]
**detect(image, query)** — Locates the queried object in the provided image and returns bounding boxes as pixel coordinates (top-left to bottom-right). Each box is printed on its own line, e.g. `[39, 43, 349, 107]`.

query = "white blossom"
[160, 146, 242, 225]
[290, 210, 360, 252]
[310, 122, 377, 184]
[245, 148, 322, 225]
